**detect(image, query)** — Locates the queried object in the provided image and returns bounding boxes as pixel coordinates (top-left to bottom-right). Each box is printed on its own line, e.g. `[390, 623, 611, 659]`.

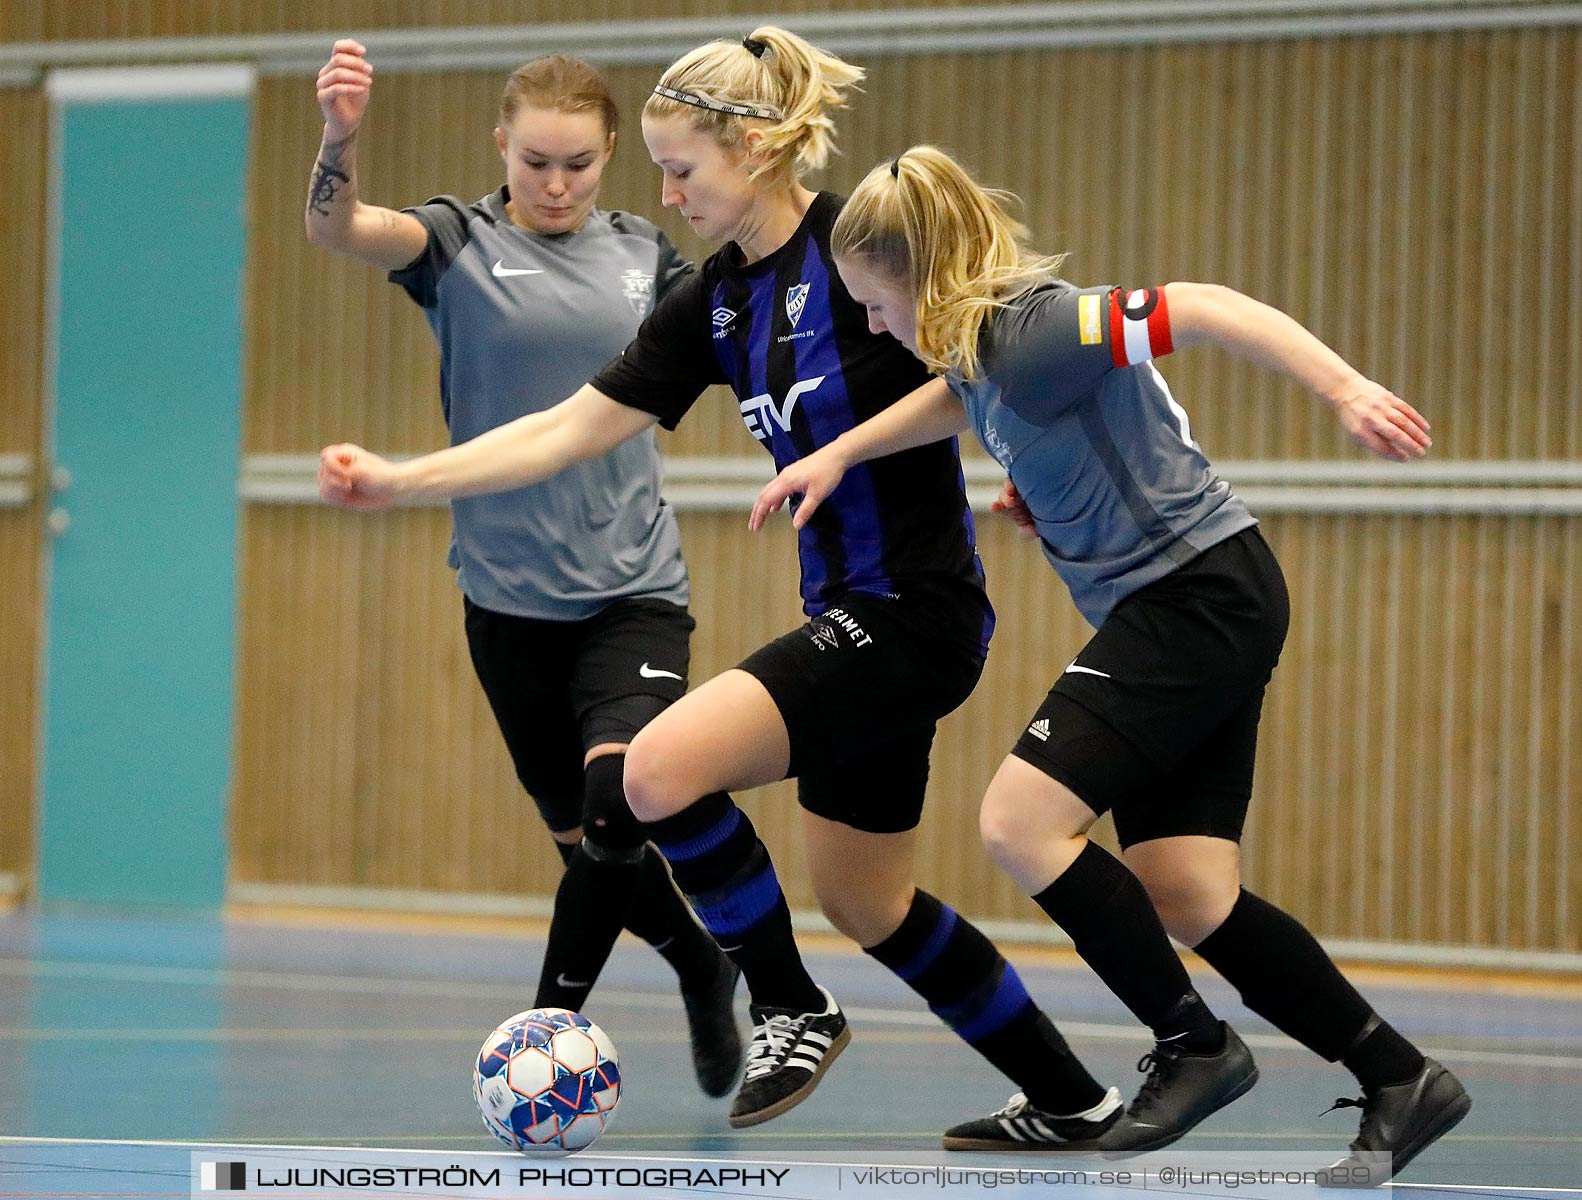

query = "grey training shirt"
[390, 188, 691, 620]
[948, 279, 1257, 627]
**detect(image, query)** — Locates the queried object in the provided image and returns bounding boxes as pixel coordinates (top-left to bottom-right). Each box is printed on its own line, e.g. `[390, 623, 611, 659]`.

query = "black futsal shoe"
[1316, 1058, 1472, 1188]
[1099, 1022, 1259, 1156]
[728, 985, 850, 1127]
[943, 1086, 1123, 1151]
[681, 956, 744, 1097]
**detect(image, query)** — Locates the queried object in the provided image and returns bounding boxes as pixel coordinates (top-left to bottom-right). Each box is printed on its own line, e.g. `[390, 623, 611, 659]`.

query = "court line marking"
[0, 1136, 1514, 1171]
[8, 951, 1582, 1019]
[1392, 1189, 1582, 1196]
[2, 1018, 1579, 1071]
[7, 1130, 1582, 1147]
[0, 1027, 688, 1043]
[4, 958, 1581, 1071]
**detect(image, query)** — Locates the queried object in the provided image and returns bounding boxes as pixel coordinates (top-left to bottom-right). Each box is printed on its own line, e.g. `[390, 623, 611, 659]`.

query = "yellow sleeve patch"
[1078, 293, 1102, 345]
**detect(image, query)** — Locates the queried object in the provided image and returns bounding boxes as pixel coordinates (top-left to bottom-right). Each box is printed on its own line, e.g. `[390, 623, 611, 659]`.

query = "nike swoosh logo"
[556, 973, 588, 989]
[1064, 664, 1112, 679]
[639, 663, 683, 681]
[492, 259, 543, 277]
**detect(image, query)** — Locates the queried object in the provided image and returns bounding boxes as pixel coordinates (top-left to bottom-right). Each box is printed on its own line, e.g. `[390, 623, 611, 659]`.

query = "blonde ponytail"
[832, 146, 1065, 379]
[643, 26, 864, 185]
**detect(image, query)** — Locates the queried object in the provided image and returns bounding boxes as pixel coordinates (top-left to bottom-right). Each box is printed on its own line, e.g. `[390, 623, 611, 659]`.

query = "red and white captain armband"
[1107, 285, 1173, 367]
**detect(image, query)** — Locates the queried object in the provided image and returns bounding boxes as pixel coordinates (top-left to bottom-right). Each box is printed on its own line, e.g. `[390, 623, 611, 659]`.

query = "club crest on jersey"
[785, 282, 811, 328]
[621, 269, 654, 316]
[982, 424, 1013, 469]
[712, 306, 737, 339]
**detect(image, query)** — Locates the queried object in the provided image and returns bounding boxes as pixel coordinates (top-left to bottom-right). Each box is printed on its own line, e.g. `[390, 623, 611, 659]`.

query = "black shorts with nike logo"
[1013, 526, 1290, 848]
[463, 595, 695, 833]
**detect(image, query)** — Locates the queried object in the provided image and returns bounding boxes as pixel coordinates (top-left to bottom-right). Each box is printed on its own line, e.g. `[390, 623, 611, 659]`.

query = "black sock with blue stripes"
[866, 889, 1108, 1114]
[622, 845, 727, 990]
[649, 793, 824, 1013]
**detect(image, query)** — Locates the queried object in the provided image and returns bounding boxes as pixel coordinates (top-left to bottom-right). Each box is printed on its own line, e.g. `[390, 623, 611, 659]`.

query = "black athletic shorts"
[1011, 526, 1290, 848]
[463, 595, 695, 833]
[738, 574, 993, 835]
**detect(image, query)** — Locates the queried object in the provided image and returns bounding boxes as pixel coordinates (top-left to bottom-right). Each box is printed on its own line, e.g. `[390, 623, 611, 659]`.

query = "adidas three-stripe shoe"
[943, 1086, 1123, 1151]
[728, 985, 850, 1128]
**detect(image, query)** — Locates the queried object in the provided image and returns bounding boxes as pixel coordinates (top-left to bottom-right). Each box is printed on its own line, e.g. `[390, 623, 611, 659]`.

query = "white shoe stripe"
[802, 1032, 833, 1048]
[998, 1118, 1026, 1141]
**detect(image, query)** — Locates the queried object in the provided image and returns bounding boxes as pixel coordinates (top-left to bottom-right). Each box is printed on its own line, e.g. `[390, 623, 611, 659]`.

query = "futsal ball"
[473, 1008, 621, 1153]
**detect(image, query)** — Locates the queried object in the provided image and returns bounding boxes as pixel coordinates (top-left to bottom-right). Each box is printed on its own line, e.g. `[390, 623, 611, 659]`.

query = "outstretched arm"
[749, 377, 968, 531]
[319, 386, 659, 509]
[1164, 282, 1431, 462]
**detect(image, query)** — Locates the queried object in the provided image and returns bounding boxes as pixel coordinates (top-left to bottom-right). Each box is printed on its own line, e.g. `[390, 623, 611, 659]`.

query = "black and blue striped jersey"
[593, 193, 990, 647]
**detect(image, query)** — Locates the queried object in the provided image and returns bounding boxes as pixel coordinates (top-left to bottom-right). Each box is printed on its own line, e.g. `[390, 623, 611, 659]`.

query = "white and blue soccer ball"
[473, 1008, 621, 1153]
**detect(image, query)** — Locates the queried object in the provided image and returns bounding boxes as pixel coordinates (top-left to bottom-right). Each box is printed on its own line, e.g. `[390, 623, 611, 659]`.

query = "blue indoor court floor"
[1, 907, 1578, 1198]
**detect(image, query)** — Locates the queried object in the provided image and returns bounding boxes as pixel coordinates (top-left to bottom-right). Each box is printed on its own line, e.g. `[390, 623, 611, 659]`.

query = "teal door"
[38, 67, 253, 907]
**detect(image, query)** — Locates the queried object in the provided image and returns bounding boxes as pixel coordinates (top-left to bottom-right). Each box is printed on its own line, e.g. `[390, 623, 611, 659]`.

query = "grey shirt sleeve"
[387, 195, 475, 308]
[984, 283, 1126, 422]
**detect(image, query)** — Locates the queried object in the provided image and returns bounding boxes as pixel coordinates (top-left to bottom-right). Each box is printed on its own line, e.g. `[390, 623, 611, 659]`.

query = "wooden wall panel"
[929, 512, 1582, 948]
[247, 29, 1582, 462]
[1238, 514, 1582, 950]
[246, 62, 762, 461]
[822, 31, 1582, 464]
[3, 0, 1088, 45]
[230, 504, 810, 903]
[235, 502, 1582, 952]
[233, 29, 1582, 952]
[0, 512, 41, 884]
[233, 505, 557, 893]
[0, 87, 45, 886]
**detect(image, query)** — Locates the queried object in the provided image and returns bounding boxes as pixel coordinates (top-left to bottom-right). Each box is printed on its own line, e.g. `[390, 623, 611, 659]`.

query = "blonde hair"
[643, 26, 864, 186]
[500, 54, 618, 137]
[831, 145, 1066, 380]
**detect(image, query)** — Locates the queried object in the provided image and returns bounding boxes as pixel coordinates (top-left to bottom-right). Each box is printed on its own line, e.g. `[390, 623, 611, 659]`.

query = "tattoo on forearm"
[307, 160, 349, 215]
[307, 140, 352, 217]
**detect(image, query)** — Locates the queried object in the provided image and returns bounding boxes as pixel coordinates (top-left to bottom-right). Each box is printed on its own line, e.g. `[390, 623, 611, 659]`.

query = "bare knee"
[979, 786, 1031, 872]
[620, 730, 697, 823]
[1127, 845, 1241, 945]
[978, 759, 1094, 891]
[814, 875, 913, 948]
